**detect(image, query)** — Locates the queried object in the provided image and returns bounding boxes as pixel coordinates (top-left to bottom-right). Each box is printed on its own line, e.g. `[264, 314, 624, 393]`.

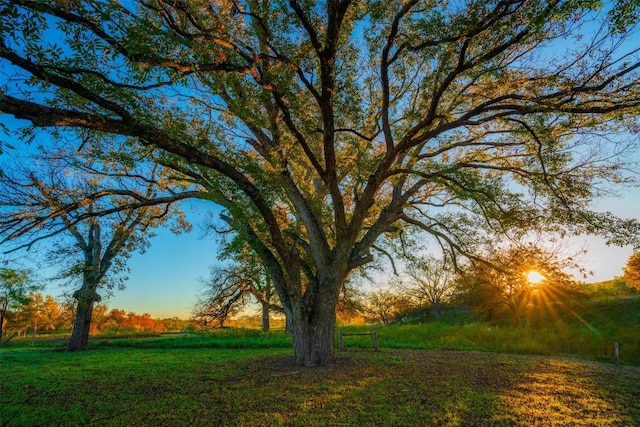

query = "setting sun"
[527, 271, 545, 284]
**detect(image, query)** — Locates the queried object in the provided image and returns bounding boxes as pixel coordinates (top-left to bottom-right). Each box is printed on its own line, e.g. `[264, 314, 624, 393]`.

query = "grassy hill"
[582, 294, 640, 330]
[335, 292, 640, 364]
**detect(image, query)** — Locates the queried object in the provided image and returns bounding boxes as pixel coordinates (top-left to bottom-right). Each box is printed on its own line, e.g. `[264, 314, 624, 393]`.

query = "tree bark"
[289, 311, 336, 366]
[67, 286, 101, 351]
[261, 301, 270, 332]
[287, 284, 339, 366]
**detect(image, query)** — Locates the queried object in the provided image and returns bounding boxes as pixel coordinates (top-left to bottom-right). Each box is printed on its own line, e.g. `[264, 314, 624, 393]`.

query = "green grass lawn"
[3, 335, 640, 426]
[4, 295, 640, 427]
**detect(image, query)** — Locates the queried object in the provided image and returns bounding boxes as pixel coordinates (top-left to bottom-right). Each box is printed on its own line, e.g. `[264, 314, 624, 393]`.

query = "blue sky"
[101, 196, 638, 319]
[107, 221, 220, 318]
[3, 127, 636, 319]
[1, 2, 639, 319]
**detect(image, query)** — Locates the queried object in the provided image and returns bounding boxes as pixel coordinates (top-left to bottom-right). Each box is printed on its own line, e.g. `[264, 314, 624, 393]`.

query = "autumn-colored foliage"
[1, 292, 194, 338]
[623, 252, 640, 290]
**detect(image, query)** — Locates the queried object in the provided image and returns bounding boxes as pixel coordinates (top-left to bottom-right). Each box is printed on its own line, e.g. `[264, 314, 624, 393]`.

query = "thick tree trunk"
[67, 286, 100, 352]
[287, 285, 340, 366]
[289, 312, 336, 366]
[261, 301, 270, 332]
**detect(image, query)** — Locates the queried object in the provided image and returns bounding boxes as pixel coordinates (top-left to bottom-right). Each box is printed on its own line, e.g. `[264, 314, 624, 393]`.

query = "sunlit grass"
[336, 321, 640, 364]
[2, 347, 639, 426]
[336, 294, 640, 364]
[4, 295, 640, 426]
[493, 358, 640, 426]
[338, 315, 639, 364]
[3, 294, 639, 425]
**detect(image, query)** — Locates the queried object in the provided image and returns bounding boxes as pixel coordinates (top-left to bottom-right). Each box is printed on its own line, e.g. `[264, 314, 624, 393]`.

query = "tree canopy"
[1, 0, 640, 365]
[0, 267, 40, 343]
[398, 255, 459, 321]
[623, 251, 640, 290]
[459, 242, 586, 325]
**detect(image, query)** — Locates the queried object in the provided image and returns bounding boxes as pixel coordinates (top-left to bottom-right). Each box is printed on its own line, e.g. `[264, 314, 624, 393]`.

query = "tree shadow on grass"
[237, 350, 640, 427]
[3, 348, 639, 426]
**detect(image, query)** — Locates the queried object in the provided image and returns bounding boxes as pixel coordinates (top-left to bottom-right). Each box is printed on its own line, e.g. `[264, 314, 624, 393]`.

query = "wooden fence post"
[337, 330, 379, 351]
[614, 342, 620, 364]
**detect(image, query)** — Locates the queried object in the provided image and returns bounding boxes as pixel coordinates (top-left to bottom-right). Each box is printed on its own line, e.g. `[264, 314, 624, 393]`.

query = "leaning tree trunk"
[67, 286, 101, 351]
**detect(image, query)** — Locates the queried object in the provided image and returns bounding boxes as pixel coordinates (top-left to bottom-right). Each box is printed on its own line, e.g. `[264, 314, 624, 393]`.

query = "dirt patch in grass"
[2, 348, 639, 426]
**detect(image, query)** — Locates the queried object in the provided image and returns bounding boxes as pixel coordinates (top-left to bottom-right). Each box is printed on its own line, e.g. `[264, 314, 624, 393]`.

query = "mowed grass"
[4, 295, 640, 427]
[3, 340, 640, 427]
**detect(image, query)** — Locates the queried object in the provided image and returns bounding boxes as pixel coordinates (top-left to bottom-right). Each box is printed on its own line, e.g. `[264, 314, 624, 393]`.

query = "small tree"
[398, 256, 459, 321]
[41, 294, 63, 333]
[193, 265, 250, 328]
[460, 243, 585, 325]
[193, 263, 281, 330]
[362, 290, 412, 325]
[0, 268, 39, 343]
[623, 252, 640, 290]
[103, 308, 128, 332]
[19, 292, 62, 340]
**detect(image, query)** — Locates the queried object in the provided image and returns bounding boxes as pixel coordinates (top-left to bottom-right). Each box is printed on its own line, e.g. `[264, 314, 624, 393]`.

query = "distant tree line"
[192, 246, 640, 329]
[334, 248, 640, 327]
[1, 274, 196, 344]
[355, 276, 638, 327]
[5, 248, 637, 342]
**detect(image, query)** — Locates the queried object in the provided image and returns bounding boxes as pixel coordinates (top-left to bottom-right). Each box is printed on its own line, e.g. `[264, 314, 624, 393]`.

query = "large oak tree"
[1, 0, 640, 365]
